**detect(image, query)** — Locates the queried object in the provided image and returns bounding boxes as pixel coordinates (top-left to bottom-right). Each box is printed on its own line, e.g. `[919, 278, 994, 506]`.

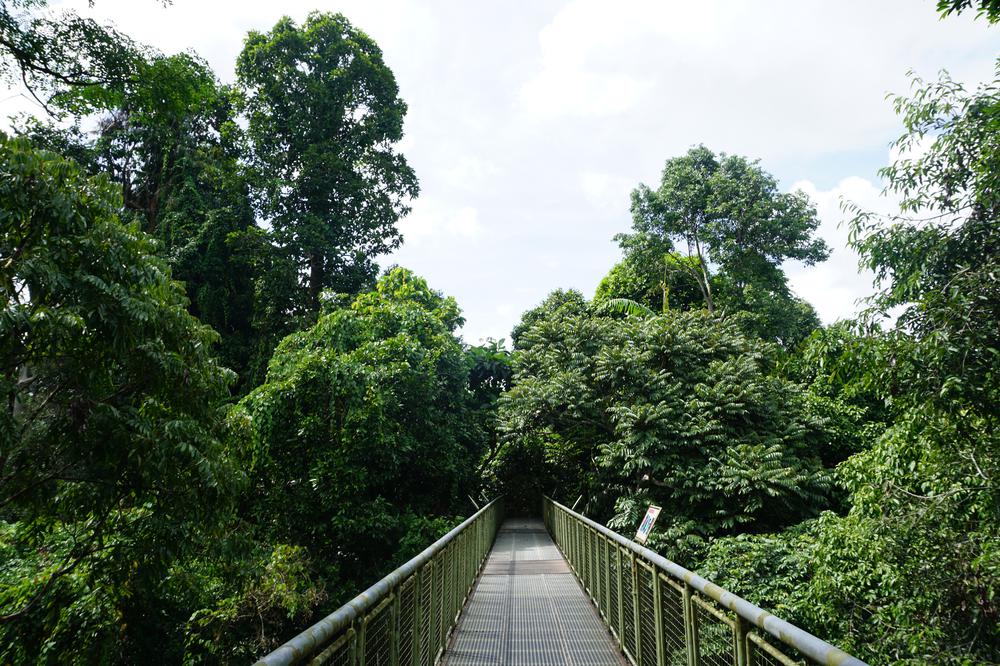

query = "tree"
[0, 135, 238, 661]
[16, 47, 262, 392]
[237, 12, 418, 321]
[492, 294, 836, 558]
[938, 0, 1000, 21]
[88, 53, 259, 388]
[596, 230, 704, 314]
[0, 0, 144, 116]
[704, 66, 1000, 664]
[237, 268, 480, 602]
[510, 288, 589, 349]
[467, 339, 513, 483]
[817, 64, 1000, 663]
[628, 147, 829, 307]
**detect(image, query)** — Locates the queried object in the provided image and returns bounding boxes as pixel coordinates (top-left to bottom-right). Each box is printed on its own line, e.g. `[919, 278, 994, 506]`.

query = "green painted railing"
[544, 497, 867, 666]
[254, 498, 504, 666]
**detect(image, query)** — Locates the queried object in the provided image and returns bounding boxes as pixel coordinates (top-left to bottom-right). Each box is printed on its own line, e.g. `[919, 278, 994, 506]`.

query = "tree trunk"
[308, 251, 324, 312]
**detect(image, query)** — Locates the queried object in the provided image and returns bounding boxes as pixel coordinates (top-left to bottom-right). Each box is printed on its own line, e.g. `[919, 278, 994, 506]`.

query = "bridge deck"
[442, 519, 624, 666]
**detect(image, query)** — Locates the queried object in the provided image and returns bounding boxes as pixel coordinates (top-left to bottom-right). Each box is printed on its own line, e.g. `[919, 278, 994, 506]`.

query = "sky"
[5, 0, 999, 343]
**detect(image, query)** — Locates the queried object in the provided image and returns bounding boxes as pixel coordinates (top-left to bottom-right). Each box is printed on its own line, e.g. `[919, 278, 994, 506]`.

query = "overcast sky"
[6, 1, 999, 343]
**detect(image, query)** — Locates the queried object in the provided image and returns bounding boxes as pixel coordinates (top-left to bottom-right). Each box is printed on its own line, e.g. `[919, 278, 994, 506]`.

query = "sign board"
[635, 505, 661, 544]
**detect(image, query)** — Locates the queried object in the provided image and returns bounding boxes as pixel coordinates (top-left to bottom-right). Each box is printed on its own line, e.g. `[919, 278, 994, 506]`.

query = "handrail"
[255, 497, 504, 666]
[544, 497, 867, 666]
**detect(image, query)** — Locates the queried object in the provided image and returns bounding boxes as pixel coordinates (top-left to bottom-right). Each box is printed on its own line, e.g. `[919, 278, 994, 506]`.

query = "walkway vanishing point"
[253, 499, 868, 666]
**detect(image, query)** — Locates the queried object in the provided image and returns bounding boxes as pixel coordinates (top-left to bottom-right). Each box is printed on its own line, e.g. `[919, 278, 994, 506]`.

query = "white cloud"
[784, 176, 896, 323]
[445, 206, 483, 238]
[5, 0, 997, 343]
[439, 156, 501, 192]
[580, 171, 635, 212]
[520, 69, 650, 118]
[518, 0, 998, 158]
[399, 200, 482, 244]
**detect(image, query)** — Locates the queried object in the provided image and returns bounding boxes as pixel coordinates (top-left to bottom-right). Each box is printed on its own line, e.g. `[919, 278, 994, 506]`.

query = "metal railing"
[544, 498, 867, 666]
[254, 498, 504, 666]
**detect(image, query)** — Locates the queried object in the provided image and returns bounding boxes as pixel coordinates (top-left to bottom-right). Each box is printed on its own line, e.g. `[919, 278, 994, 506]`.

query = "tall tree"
[84, 53, 259, 387]
[238, 269, 480, 602]
[0, 135, 237, 661]
[237, 12, 418, 323]
[629, 146, 829, 315]
[13, 32, 262, 391]
[701, 66, 1000, 664]
[492, 291, 835, 550]
[0, 0, 143, 115]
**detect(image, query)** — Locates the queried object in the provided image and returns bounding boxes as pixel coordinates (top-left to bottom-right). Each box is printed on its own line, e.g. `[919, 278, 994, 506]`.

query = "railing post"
[603, 536, 612, 620]
[734, 615, 749, 666]
[583, 525, 597, 599]
[356, 617, 367, 666]
[653, 572, 666, 666]
[571, 517, 577, 569]
[441, 547, 448, 652]
[593, 532, 602, 609]
[410, 570, 422, 666]
[616, 546, 625, 642]
[427, 553, 441, 659]
[684, 583, 699, 666]
[390, 591, 400, 666]
[631, 552, 642, 665]
[449, 538, 456, 624]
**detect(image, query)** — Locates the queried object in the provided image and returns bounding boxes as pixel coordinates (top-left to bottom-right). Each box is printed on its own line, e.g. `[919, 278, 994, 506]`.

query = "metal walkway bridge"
[254, 499, 867, 666]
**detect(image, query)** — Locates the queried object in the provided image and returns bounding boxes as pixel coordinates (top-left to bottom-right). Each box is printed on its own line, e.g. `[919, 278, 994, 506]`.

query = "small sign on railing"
[634, 505, 661, 544]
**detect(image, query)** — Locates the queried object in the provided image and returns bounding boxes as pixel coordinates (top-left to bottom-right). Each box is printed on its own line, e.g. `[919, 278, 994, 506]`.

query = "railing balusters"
[254, 499, 502, 666]
[542, 497, 867, 666]
[653, 568, 665, 666]
[631, 551, 642, 665]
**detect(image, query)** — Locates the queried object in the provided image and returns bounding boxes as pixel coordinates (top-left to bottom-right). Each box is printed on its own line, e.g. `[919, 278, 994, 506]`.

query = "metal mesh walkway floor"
[442, 519, 625, 666]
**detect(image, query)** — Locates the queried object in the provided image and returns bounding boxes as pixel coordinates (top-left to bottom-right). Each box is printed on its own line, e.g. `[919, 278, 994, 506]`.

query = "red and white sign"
[635, 505, 661, 544]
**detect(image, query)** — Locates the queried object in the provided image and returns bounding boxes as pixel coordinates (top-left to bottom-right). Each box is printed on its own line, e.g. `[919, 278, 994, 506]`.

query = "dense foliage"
[491, 293, 837, 559]
[0, 135, 238, 662]
[614, 147, 826, 347]
[237, 12, 418, 320]
[238, 268, 484, 593]
[2, 0, 998, 663]
[701, 66, 1000, 663]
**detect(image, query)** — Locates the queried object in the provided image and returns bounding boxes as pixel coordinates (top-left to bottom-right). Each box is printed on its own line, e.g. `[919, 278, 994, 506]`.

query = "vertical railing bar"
[617, 545, 625, 644]
[684, 583, 699, 666]
[653, 566, 666, 666]
[631, 551, 642, 665]
[410, 568, 422, 666]
[390, 590, 400, 666]
[429, 558, 436, 665]
[438, 544, 447, 655]
[351, 622, 359, 666]
[735, 615, 750, 666]
[604, 536, 612, 622]
[357, 616, 368, 666]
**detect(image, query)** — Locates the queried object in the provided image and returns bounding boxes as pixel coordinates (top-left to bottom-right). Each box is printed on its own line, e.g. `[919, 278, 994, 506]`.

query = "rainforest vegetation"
[0, 0, 997, 663]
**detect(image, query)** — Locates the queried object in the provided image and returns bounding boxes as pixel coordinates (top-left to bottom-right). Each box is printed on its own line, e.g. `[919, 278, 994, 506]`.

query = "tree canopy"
[237, 13, 418, 315]
[628, 146, 829, 314]
[0, 134, 237, 661]
[2, 1, 998, 663]
[702, 66, 1000, 664]
[237, 268, 485, 599]
[491, 296, 837, 559]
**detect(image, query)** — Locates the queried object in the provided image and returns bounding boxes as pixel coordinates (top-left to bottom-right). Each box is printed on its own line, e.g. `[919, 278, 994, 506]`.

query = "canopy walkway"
[253, 499, 867, 666]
